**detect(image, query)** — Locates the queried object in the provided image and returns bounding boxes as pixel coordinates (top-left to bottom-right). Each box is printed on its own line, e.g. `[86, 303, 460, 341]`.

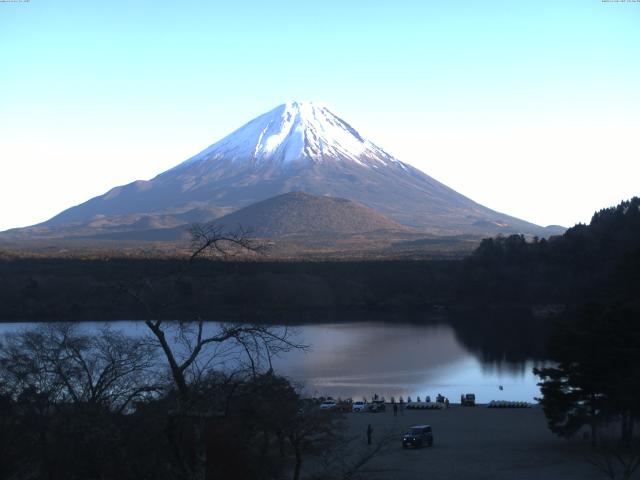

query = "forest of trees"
[526, 199, 640, 479]
[535, 303, 640, 442]
[2, 198, 638, 322]
[0, 198, 639, 479]
[461, 197, 640, 305]
[0, 228, 388, 480]
[0, 321, 359, 480]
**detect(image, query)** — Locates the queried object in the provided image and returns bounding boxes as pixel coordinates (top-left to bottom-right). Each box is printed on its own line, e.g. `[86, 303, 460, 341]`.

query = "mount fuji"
[5, 101, 562, 241]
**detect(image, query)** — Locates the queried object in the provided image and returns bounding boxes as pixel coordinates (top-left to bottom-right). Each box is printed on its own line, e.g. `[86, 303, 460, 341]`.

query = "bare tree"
[587, 437, 640, 480]
[145, 319, 304, 401]
[123, 223, 303, 401]
[188, 223, 265, 260]
[0, 324, 163, 479]
[285, 405, 342, 480]
[0, 323, 159, 413]
[119, 223, 306, 480]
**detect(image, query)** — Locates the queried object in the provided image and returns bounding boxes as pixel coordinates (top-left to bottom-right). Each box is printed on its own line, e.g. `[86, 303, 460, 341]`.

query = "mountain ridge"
[2, 101, 565, 240]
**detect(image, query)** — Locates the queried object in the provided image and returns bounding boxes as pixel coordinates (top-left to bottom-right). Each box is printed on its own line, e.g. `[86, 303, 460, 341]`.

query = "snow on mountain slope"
[174, 101, 399, 170]
[10, 101, 563, 238]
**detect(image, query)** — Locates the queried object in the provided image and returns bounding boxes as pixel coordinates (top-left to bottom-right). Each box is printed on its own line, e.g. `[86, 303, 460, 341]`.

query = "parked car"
[352, 401, 367, 412]
[372, 399, 386, 412]
[402, 425, 433, 448]
[320, 400, 337, 410]
[461, 393, 476, 406]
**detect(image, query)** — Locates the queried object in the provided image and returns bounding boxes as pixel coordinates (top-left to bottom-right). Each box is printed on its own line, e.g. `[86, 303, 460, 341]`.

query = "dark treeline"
[524, 199, 640, 476]
[0, 258, 460, 321]
[2, 199, 639, 322]
[534, 303, 640, 480]
[535, 303, 640, 443]
[461, 197, 640, 306]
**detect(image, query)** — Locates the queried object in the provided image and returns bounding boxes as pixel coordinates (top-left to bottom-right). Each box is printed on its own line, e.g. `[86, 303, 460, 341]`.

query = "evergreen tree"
[535, 303, 640, 444]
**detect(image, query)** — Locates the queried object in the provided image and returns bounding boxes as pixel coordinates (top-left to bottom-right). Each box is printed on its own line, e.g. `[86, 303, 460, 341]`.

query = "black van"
[402, 425, 433, 448]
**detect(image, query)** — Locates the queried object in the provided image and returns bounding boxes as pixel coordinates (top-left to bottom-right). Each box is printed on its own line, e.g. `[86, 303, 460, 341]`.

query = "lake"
[0, 320, 544, 403]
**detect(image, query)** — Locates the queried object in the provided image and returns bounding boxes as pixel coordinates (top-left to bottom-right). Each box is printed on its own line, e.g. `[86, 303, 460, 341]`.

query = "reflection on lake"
[270, 322, 542, 402]
[0, 320, 544, 403]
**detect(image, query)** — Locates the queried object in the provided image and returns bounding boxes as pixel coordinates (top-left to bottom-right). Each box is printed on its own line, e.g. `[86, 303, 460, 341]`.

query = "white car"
[352, 401, 367, 412]
[320, 400, 337, 410]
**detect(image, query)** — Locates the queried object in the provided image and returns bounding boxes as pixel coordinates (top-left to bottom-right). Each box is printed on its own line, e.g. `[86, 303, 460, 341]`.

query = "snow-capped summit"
[21, 101, 562, 239]
[176, 101, 400, 171]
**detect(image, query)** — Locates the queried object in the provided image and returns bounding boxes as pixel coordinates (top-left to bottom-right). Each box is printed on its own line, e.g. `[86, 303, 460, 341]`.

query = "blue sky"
[1, 0, 639, 231]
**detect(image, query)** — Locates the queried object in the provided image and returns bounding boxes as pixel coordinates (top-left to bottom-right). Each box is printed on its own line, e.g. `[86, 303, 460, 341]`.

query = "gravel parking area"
[339, 405, 602, 480]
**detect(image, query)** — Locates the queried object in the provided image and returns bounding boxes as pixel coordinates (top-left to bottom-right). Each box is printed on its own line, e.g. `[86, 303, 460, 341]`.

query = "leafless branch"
[311, 426, 400, 480]
[0, 324, 160, 413]
[188, 223, 266, 261]
[587, 439, 640, 480]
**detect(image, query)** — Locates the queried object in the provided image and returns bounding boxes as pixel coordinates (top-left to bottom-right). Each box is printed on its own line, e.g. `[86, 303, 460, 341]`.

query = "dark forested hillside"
[0, 258, 459, 322]
[0, 198, 637, 322]
[459, 197, 640, 306]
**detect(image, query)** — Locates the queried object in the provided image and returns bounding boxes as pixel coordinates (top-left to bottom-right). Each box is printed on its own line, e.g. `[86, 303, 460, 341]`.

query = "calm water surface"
[0, 321, 543, 403]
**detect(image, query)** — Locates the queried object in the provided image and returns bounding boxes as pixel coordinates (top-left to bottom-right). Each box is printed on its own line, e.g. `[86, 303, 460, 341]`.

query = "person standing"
[399, 397, 404, 416]
[367, 424, 373, 445]
[393, 403, 398, 416]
